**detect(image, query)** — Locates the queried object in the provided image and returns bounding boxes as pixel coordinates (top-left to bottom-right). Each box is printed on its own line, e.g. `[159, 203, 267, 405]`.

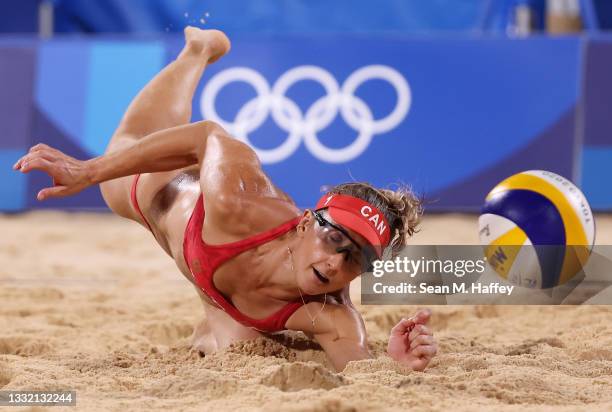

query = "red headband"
[315, 193, 391, 257]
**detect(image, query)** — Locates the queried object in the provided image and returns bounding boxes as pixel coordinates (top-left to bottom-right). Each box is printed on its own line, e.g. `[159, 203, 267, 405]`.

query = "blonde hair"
[328, 182, 423, 255]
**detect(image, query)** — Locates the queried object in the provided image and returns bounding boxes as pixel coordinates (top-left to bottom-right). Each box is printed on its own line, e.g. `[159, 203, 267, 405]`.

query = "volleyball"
[479, 170, 595, 289]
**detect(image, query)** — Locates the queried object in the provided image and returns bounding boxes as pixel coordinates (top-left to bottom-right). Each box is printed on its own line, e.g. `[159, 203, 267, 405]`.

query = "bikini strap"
[200, 202, 302, 269]
[130, 174, 155, 233]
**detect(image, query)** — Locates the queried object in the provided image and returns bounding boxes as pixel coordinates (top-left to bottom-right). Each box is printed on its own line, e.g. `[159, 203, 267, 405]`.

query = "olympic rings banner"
[0, 35, 611, 211]
[200, 64, 411, 164]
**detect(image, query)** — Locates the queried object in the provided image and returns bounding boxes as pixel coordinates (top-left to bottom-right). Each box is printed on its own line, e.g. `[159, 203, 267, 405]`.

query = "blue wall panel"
[84, 42, 165, 156]
[35, 41, 90, 148]
[581, 37, 612, 210]
[0, 47, 36, 149]
[189, 36, 581, 208]
[0, 150, 28, 211]
[1, 34, 610, 211]
[0, 47, 35, 211]
[582, 147, 612, 209]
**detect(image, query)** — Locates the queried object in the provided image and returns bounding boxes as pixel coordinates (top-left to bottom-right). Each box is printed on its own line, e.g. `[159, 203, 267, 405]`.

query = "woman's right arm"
[13, 120, 224, 200]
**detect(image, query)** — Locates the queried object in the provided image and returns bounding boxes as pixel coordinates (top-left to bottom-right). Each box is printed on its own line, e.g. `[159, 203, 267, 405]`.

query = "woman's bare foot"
[183, 26, 231, 63]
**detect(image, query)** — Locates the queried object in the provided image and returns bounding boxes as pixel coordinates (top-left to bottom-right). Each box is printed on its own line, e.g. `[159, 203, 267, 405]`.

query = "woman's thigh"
[98, 136, 140, 220]
[98, 135, 186, 223]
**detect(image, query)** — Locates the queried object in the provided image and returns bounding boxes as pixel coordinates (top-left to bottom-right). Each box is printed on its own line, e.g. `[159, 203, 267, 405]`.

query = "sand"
[1, 211, 611, 411]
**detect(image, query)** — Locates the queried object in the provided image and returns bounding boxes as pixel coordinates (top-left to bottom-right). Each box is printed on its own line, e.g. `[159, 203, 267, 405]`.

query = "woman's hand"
[387, 308, 437, 371]
[13, 143, 93, 200]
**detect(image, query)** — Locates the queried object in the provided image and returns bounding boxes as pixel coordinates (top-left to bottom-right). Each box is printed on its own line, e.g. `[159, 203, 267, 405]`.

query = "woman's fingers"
[411, 344, 437, 359]
[37, 186, 68, 201]
[13, 154, 27, 170]
[410, 334, 434, 350]
[14, 152, 52, 171]
[19, 157, 55, 174]
[408, 324, 432, 342]
[14, 144, 64, 170]
[30, 143, 62, 156]
[414, 308, 431, 325]
[390, 317, 416, 337]
[30, 143, 51, 152]
[12, 144, 87, 201]
[390, 309, 432, 338]
[408, 344, 437, 371]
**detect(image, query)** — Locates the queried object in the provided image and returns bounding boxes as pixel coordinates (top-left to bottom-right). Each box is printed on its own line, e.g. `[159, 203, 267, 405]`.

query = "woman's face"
[292, 210, 374, 295]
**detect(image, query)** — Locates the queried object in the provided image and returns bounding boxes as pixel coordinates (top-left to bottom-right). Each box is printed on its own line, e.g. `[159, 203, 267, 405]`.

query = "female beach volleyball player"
[13, 28, 436, 372]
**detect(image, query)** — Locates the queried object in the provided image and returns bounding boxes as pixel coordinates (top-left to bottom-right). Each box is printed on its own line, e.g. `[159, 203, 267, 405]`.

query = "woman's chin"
[299, 272, 326, 296]
[299, 283, 320, 296]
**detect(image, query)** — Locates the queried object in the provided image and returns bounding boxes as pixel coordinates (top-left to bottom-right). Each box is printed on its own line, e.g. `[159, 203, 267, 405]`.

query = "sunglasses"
[312, 210, 377, 272]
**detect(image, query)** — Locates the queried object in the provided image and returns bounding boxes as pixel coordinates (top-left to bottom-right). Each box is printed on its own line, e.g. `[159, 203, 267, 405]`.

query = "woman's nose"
[326, 252, 345, 272]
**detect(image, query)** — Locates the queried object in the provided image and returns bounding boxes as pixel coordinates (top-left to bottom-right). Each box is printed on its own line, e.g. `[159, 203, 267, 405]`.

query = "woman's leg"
[100, 27, 230, 219]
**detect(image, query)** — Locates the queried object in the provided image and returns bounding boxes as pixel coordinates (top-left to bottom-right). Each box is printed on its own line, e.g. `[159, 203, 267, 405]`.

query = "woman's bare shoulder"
[197, 133, 302, 242]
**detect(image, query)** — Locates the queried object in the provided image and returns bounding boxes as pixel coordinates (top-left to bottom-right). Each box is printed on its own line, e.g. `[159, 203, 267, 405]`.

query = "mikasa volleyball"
[479, 170, 595, 289]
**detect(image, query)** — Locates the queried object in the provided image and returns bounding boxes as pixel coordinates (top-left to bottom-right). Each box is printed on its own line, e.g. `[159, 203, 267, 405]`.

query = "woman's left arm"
[13, 120, 222, 200]
[287, 304, 437, 372]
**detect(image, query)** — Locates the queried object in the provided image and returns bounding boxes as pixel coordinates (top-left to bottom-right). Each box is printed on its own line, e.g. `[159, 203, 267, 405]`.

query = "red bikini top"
[182, 194, 306, 332]
[130, 174, 308, 332]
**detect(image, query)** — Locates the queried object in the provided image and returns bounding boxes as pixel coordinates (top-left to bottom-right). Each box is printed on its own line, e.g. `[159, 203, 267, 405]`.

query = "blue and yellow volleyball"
[479, 170, 595, 289]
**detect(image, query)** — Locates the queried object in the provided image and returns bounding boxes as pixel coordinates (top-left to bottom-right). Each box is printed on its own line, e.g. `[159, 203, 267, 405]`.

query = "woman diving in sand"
[13, 27, 437, 372]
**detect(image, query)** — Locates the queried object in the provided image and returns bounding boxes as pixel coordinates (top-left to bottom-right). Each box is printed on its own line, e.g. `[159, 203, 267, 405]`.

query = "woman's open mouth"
[313, 268, 330, 284]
